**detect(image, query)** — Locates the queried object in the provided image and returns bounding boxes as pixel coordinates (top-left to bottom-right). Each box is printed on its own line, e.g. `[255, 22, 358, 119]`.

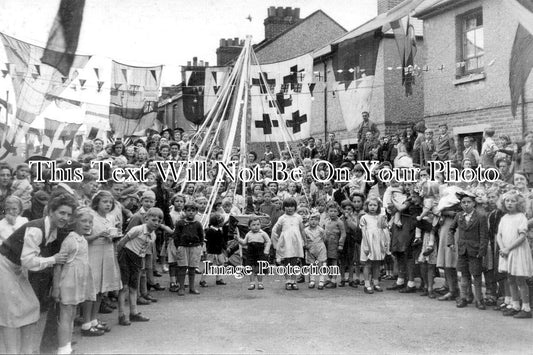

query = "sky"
[0, 0, 377, 85]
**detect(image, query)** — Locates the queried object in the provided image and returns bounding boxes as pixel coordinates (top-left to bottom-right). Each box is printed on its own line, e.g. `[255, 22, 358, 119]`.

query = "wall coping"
[452, 123, 491, 136]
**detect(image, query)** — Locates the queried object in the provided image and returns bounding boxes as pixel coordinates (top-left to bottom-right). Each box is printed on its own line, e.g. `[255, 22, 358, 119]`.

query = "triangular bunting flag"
[150, 69, 157, 84]
[114, 83, 122, 90]
[34, 64, 41, 76]
[61, 76, 68, 84]
[97, 80, 104, 92]
[308, 83, 316, 97]
[5, 63, 10, 72]
[1, 70, 8, 78]
[213, 86, 220, 95]
[79, 79, 86, 88]
[31, 73, 39, 80]
[211, 71, 217, 84]
[185, 71, 192, 86]
[94, 67, 100, 79]
[121, 68, 128, 83]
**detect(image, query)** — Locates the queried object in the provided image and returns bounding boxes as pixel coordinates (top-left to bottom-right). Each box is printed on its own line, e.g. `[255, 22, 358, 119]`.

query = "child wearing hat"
[447, 191, 488, 310]
[172, 201, 204, 296]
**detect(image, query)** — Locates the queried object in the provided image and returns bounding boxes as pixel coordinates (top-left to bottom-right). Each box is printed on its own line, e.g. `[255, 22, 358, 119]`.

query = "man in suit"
[357, 111, 380, 160]
[420, 128, 436, 167]
[447, 191, 488, 310]
[434, 123, 456, 162]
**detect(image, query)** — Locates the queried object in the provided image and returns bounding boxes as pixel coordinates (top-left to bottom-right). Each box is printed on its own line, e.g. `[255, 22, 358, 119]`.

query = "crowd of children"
[1, 127, 533, 354]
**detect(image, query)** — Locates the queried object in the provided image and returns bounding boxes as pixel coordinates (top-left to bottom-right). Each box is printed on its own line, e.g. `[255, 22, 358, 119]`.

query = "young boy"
[447, 191, 488, 310]
[322, 201, 346, 288]
[173, 202, 204, 296]
[304, 212, 327, 289]
[116, 207, 163, 325]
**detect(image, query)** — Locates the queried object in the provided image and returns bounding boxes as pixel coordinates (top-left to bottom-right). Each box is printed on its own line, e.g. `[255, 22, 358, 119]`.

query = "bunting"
[109, 61, 162, 136]
[42, 117, 82, 158]
[0, 33, 90, 124]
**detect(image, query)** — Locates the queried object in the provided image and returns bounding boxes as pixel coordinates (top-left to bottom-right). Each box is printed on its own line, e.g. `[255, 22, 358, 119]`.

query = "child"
[52, 208, 96, 354]
[271, 198, 307, 290]
[0, 196, 28, 244]
[414, 212, 438, 298]
[200, 214, 227, 287]
[416, 168, 439, 223]
[339, 200, 361, 288]
[447, 191, 488, 310]
[116, 207, 163, 325]
[303, 212, 327, 289]
[346, 164, 366, 197]
[236, 217, 271, 290]
[10, 164, 32, 211]
[173, 202, 204, 296]
[322, 201, 346, 288]
[168, 193, 186, 292]
[360, 195, 390, 294]
[496, 191, 533, 318]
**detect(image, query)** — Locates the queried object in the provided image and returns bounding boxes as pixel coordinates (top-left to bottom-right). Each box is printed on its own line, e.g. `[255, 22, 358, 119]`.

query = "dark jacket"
[447, 210, 488, 257]
[173, 218, 204, 247]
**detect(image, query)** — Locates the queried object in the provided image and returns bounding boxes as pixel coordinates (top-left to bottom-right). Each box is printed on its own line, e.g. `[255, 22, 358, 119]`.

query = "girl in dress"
[496, 191, 533, 318]
[271, 198, 307, 290]
[82, 191, 121, 336]
[360, 195, 390, 294]
[414, 212, 438, 298]
[0, 196, 28, 245]
[53, 208, 96, 354]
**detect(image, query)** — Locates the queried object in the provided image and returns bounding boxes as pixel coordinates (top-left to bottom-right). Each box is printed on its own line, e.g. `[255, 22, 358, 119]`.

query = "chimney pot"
[276, 7, 284, 17]
[294, 8, 300, 19]
[199, 60, 204, 66]
[285, 7, 292, 17]
[268, 6, 276, 17]
[205, 62, 209, 66]
[193, 57, 198, 66]
[187, 61, 191, 66]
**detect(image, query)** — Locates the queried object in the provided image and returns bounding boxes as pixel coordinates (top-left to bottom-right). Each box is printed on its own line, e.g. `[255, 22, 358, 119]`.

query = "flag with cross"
[250, 54, 313, 142]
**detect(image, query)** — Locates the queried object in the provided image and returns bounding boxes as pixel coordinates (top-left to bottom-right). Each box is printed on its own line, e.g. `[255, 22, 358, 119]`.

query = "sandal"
[258, 284, 264, 290]
[317, 282, 325, 290]
[95, 321, 111, 332]
[81, 326, 105, 336]
[248, 284, 256, 290]
[291, 283, 299, 290]
[285, 283, 292, 291]
[308, 282, 316, 289]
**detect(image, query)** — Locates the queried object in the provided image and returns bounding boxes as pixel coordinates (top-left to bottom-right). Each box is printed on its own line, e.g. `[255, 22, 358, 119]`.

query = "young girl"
[200, 214, 227, 287]
[83, 191, 121, 336]
[360, 195, 390, 294]
[271, 198, 307, 290]
[414, 212, 438, 298]
[496, 191, 533, 318]
[236, 217, 271, 290]
[168, 193, 186, 292]
[53, 208, 96, 354]
[0, 196, 28, 244]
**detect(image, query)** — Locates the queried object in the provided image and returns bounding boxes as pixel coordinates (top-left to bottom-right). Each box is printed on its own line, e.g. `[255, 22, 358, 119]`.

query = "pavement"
[74, 274, 533, 354]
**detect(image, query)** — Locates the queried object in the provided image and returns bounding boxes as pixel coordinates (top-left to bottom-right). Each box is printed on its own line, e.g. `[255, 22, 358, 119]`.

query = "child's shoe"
[325, 281, 336, 289]
[169, 283, 179, 292]
[189, 289, 200, 295]
[258, 283, 264, 290]
[475, 301, 486, 310]
[373, 285, 383, 292]
[317, 282, 325, 290]
[118, 315, 131, 326]
[456, 298, 468, 308]
[503, 308, 520, 316]
[130, 313, 149, 322]
[364, 286, 374, 294]
[308, 282, 315, 289]
[216, 280, 226, 285]
[296, 275, 305, 283]
[248, 284, 256, 290]
[136, 297, 150, 305]
[513, 310, 532, 319]
[291, 283, 299, 290]
[349, 280, 359, 288]
[177, 287, 185, 296]
[199, 280, 208, 287]
[420, 289, 429, 297]
[428, 291, 437, 299]
[143, 294, 157, 303]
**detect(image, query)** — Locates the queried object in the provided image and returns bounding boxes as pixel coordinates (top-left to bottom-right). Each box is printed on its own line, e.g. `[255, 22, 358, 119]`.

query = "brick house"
[310, 0, 425, 150]
[414, 0, 533, 156]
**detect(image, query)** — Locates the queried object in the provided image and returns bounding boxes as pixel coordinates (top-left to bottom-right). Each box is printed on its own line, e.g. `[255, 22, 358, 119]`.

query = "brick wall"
[255, 11, 346, 64]
[264, 7, 301, 41]
[378, 0, 407, 14]
[216, 38, 244, 66]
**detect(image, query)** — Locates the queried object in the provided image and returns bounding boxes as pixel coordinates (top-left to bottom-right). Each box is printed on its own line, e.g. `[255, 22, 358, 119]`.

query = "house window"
[459, 9, 484, 75]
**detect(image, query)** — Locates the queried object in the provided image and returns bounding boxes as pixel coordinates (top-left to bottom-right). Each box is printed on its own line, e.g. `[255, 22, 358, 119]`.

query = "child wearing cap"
[447, 191, 488, 310]
[116, 207, 163, 325]
[172, 202, 204, 296]
[303, 212, 327, 289]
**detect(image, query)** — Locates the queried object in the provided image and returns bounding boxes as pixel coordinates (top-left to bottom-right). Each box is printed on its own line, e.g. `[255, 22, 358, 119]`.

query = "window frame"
[456, 7, 484, 77]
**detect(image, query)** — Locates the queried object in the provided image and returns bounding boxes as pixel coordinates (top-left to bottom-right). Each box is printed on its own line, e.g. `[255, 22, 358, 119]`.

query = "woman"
[124, 145, 137, 165]
[0, 164, 13, 219]
[136, 147, 149, 167]
[0, 194, 77, 354]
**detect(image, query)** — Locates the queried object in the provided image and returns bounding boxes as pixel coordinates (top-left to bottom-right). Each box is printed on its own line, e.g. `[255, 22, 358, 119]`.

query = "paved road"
[74, 274, 532, 354]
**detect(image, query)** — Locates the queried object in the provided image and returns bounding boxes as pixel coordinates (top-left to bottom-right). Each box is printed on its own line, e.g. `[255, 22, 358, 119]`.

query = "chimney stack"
[264, 6, 301, 41]
[216, 37, 245, 66]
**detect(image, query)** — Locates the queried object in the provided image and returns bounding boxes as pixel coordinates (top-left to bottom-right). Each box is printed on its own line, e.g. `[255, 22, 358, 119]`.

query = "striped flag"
[41, 0, 86, 77]
[0, 122, 28, 160]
